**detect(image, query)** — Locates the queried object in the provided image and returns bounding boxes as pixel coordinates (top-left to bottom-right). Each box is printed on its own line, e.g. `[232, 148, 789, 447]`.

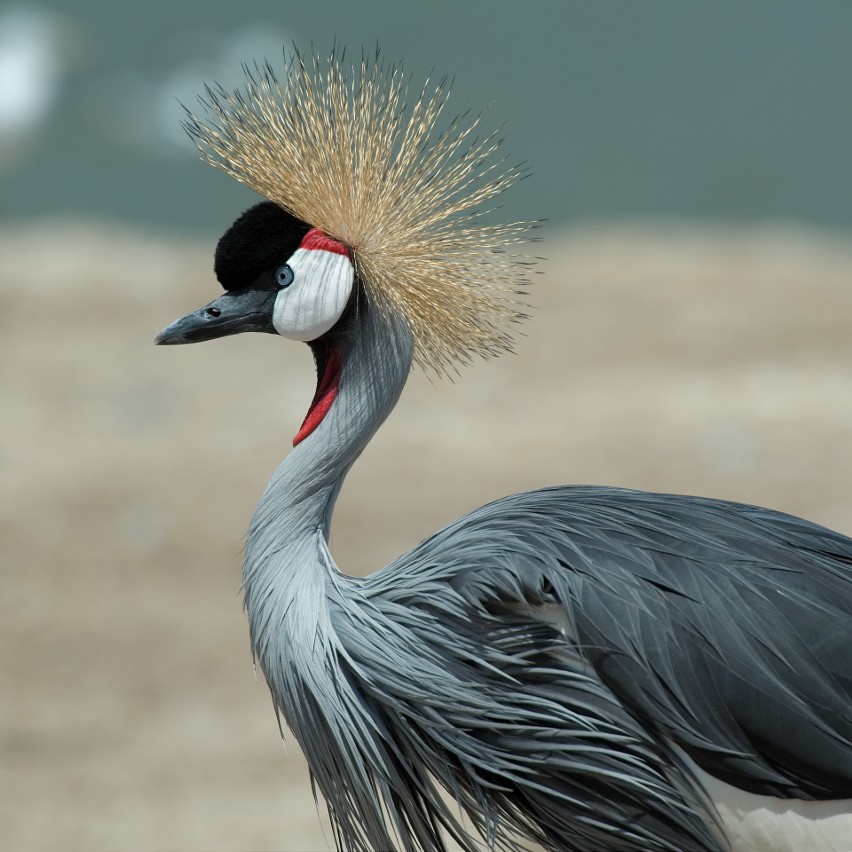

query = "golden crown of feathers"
[183, 46, 535, 373]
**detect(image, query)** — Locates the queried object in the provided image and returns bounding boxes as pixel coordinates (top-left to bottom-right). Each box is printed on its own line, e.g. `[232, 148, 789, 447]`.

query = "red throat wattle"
[293, 349, 342, 446]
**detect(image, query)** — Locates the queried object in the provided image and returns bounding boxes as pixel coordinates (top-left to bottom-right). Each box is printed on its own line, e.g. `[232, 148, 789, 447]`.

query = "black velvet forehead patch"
[214, 201, 312, 291]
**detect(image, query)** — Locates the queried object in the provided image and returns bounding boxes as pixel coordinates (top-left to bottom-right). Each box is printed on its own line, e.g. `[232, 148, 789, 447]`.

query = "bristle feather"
[185, 46, 535, 373]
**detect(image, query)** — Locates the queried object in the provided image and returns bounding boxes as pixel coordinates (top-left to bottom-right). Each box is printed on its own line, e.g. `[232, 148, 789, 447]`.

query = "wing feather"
[369, 486, 852, 803]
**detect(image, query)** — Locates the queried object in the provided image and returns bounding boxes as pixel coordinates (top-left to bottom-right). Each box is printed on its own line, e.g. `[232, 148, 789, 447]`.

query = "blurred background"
[2, 1, 851, 850]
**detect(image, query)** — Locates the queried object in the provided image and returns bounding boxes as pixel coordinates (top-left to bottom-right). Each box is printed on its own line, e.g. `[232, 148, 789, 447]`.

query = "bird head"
[156, 47, 533, 355]
[156, 47, 535, 442]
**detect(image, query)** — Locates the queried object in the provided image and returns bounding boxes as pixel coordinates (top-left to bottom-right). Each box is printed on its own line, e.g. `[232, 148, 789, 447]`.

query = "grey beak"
[155, 289, 277, 345]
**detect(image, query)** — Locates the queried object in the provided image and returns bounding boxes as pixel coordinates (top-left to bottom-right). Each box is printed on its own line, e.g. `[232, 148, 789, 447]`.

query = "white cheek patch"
[272, 246, 354, 341]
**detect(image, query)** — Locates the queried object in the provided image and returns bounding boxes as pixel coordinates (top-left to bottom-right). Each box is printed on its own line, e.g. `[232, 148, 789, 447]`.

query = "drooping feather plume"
[183, 45, 534, 373]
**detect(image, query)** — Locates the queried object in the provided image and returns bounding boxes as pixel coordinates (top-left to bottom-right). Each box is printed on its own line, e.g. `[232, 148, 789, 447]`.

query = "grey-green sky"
[2, 0, 851, 232]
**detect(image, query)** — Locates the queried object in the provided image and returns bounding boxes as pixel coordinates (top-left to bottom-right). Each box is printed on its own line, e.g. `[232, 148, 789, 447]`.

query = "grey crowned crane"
[156, 49, 852, 851]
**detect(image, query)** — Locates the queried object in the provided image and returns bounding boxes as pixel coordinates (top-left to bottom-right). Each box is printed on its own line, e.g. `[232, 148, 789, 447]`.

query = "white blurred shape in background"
[0, 5, 66, 168]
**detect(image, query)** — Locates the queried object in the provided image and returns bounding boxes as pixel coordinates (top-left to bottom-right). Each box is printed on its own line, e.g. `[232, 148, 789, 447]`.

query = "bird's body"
[242, 305, 852, 851]
[157, 49, 852, 850]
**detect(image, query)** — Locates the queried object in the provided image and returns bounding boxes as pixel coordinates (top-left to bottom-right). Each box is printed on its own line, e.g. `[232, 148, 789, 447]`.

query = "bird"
[156, 48, 852, 851]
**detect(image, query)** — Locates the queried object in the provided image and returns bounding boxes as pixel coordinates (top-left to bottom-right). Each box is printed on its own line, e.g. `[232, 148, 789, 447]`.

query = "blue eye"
[274, 264, 294, 289]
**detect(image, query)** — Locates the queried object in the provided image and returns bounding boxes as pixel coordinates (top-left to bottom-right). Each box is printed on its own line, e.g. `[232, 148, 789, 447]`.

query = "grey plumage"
[239, 306, 852, 851]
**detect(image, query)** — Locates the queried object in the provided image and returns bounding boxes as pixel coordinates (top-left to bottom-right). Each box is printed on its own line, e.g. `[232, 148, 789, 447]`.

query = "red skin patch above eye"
[300, 228, 351, 256]
[293, 348, 343, 446]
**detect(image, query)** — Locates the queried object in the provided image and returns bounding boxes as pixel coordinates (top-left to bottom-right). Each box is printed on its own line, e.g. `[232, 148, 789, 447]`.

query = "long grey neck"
[243, 306, 414, 656]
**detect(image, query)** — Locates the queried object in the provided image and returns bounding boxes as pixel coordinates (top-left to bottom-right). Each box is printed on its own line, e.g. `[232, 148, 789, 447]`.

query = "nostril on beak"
[206, 307, 222, 318]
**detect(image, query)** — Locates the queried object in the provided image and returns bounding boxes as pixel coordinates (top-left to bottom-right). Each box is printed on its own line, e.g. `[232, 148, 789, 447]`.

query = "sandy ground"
[2, 219, 851, 851]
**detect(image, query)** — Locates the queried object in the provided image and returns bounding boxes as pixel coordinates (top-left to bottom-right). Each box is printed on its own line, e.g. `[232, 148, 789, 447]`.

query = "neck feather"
[242, 307, 414, 654]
